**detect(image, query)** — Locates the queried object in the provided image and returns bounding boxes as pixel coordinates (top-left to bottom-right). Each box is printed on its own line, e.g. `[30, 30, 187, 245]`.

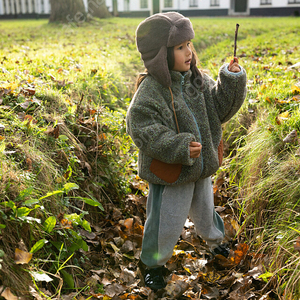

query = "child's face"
[172, 40, 192, 73]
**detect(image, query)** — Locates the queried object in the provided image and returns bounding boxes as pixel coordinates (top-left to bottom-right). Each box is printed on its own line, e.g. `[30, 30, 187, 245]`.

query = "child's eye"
[177, 46, 183, 50]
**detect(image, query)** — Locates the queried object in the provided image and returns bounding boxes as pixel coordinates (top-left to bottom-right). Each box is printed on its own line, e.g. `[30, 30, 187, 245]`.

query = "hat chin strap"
[169, 87, 180, 134]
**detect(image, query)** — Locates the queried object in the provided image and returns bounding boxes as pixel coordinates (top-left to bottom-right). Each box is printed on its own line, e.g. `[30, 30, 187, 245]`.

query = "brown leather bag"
[150, 159, 182, 183]
[149, 87, 182, 183]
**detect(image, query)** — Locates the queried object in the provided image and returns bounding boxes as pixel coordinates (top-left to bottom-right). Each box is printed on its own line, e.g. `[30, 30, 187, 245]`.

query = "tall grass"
[213, 18, 300, 298]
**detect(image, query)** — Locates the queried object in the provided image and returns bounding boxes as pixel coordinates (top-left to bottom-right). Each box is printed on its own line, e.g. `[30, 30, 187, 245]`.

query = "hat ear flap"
[145, 45, 171, 88]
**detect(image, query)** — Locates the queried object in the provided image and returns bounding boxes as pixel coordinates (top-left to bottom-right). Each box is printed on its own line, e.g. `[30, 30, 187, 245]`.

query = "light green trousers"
[140, 176, 225, 267]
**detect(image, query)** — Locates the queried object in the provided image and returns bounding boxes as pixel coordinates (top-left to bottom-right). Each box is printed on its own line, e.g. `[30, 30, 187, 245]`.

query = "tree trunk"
[88, 0, 112, 18]
[112, 0, 118, 17]
[49, 0, 87, 23]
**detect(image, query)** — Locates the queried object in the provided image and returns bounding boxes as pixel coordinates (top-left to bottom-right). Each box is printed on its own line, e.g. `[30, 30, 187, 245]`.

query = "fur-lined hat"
[136, 12, 195, 87]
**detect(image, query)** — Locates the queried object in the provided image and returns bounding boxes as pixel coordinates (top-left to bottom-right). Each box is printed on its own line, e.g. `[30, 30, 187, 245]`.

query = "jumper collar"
[170, 69, 192, 85]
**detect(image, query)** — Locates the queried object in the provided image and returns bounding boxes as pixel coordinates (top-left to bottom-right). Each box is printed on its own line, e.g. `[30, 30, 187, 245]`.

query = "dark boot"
[210, 243, 230, 258]
[138, 260, 167, 290]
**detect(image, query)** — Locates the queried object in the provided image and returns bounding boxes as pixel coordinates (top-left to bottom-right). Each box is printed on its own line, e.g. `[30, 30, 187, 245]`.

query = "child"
[126, 12, 247, 290]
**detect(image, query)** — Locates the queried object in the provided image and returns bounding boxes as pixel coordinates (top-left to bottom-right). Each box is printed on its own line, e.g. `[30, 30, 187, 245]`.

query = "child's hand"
[228, 57, 241, 73]
[190, 141, 202, 158]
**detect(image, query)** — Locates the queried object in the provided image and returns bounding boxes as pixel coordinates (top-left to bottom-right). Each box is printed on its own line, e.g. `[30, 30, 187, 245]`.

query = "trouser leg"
[189, 176, 225, 249]
[140, 182, 194, 267]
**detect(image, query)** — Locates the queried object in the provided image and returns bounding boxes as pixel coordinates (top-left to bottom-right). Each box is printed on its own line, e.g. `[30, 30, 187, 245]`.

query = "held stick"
[234, 23, 240, 58]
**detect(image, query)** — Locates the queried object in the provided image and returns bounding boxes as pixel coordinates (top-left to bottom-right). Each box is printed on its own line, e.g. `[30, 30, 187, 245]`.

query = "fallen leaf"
[24, 115, 35, 123]
[293, 95, 300, 101]
[22, 87, 36, 96]
[29, 286, 44, 300]
[283, 130, 297, 143]
[1, 287, 18, 300]
[20, 100, 31, 109]
[164, 280, 190, 298]
[119, 268, 135, 284]
[277, 111, 290, 122]
[47, 125, 59, 139]
[26, 158, 33, 171]
[294, 236, 300, 254]
[105, 283, 126, 297]
[291, 85, 300, 94]
[224, 215, 240, 238]
[247, 266, 264, 280]
[30, 271, 53, 282]
[232, 243, 249, 265]
[14, 248, 33, 264]
[201, 284, 220, 299]
[213, 255, 235, 269]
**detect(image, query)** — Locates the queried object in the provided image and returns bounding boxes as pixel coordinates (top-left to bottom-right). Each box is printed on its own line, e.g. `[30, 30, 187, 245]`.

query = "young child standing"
[126, 12, 247, 290]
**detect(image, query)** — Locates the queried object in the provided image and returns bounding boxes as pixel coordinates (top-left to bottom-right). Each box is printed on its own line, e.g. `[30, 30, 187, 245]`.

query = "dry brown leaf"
[201, 284, 220, 299]
[23, 87, 36, 96]
[228, 276, 253, 299]
[164, 280, 190, 299]
[14, 248, 33, 264]
[283, 129, 297, 143]
[119, 268, 135, 284]
[294, 236, 300, 254]
[232, 243, 249, 265]
[46, 125, 59, 139]
[1, 287, 18, 300]
[26, 158, 33, 171]
[123, 218, 133, 233]
[223, 215, 240, 239]
[104, 283, 126, 297]
[29, 286, 44, 300]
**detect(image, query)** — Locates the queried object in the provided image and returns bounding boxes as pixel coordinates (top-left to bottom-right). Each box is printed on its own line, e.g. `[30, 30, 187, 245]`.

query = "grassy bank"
[0, 16, 300, 298]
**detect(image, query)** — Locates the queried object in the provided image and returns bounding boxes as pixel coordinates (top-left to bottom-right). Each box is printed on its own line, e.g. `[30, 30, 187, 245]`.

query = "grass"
[0, 16, 300, 298]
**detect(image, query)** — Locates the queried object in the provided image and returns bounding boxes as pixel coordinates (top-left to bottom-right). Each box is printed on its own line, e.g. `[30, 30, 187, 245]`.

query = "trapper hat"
[136, 12, 195, 87]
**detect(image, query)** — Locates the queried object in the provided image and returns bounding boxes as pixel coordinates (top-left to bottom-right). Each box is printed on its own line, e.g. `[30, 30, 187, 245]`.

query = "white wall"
[168, 0, 230, 11]
[44, 0, 50, 14]
[131, 0, 141, 11]
[0, 0, 299, 15]
[250, 0, 300, 8]
[0, 0, 53, 15]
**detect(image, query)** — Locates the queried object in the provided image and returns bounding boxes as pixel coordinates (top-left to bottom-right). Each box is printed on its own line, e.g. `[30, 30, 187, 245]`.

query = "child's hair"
[135, 42, 203, 92]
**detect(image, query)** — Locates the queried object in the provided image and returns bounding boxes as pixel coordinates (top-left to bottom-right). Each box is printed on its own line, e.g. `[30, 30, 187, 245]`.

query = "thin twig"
[234, 23, 240, 57]
[76, 93, 84, 116]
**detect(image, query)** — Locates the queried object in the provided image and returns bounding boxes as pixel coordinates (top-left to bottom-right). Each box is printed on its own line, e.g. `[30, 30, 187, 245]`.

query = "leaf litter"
[63, 175, 277, 300]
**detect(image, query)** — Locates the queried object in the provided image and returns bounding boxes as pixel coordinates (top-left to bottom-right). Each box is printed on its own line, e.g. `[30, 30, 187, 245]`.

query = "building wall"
[250, 0, 300, 8]
[249, 0, 300, 16]
[0, 0, 300, 16]
[0, 0, 51, 16]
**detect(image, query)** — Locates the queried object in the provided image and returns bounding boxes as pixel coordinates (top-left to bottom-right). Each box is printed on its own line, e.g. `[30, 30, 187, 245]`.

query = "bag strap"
[168, 87, 180, 134]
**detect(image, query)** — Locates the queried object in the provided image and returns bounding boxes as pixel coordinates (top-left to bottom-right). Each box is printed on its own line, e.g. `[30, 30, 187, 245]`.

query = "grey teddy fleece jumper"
[126, 64, 247, 185]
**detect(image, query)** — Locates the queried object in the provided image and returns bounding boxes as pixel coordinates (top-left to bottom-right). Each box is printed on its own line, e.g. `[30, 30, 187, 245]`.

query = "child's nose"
[186, 46, 192, 56]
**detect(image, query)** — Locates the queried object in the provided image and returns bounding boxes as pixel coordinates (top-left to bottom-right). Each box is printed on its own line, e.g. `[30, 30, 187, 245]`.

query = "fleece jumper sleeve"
[126, 85, 196, 166]
[207, 64, 247, 124]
